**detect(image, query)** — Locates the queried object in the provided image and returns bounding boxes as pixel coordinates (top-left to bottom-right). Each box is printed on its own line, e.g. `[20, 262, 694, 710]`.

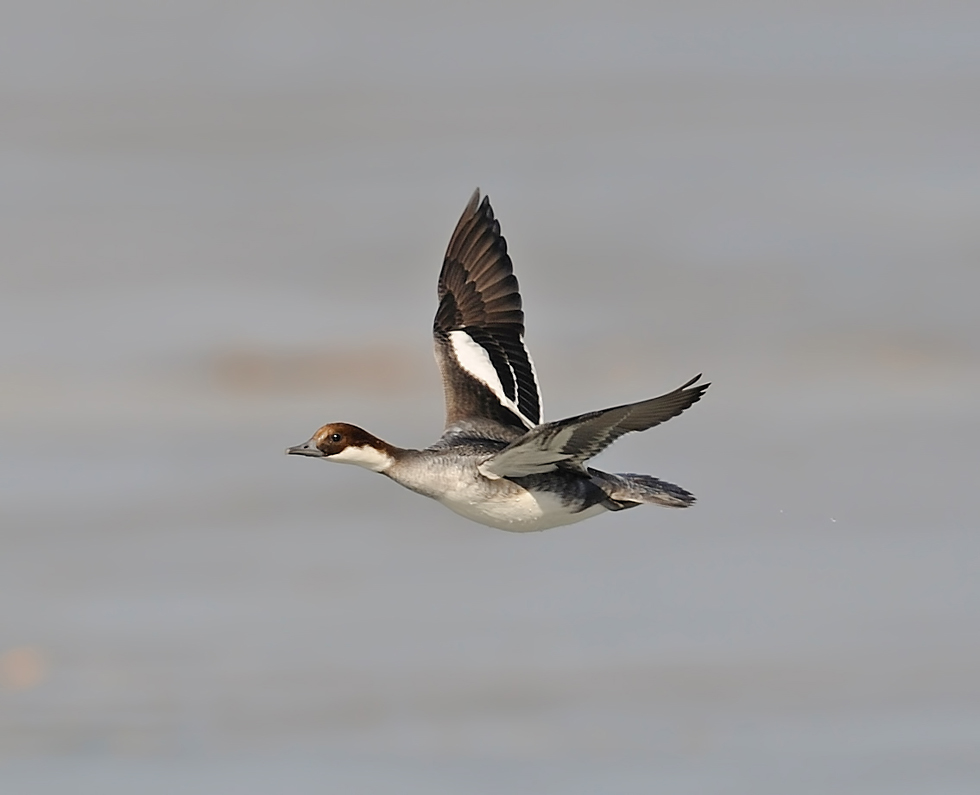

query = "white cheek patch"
[327, 445, 394, 472]
[449, 330, 535, 429]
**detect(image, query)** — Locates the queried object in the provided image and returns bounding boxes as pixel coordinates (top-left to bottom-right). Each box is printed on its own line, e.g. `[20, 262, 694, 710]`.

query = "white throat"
[327, 444, 394, 473]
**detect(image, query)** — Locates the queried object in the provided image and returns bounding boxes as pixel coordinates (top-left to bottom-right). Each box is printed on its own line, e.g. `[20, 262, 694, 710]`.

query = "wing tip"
[464, 187, 495, 221]
[681, 373, 710, 401]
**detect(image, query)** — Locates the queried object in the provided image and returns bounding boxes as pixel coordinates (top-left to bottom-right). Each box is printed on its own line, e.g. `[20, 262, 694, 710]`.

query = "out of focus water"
[2, 2, 979, 793]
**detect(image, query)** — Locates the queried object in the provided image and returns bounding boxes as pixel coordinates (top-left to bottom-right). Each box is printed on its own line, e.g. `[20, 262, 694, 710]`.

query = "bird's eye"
[329, 433, 343, 443]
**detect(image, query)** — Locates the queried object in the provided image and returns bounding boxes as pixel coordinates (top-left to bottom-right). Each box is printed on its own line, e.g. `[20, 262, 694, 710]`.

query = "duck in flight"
[287, 191, 708, 531]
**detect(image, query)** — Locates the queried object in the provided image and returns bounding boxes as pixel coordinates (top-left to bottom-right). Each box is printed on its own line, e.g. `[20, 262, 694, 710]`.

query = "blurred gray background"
[2, 1, 979, 793]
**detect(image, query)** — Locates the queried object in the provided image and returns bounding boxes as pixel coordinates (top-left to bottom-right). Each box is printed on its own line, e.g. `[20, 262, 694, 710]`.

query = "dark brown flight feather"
[433, 190, 542, 430]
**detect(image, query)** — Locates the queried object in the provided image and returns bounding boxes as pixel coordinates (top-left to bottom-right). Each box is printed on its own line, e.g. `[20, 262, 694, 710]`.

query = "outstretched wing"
[433, 189, 543, 431]
[478, 375, 709, 479]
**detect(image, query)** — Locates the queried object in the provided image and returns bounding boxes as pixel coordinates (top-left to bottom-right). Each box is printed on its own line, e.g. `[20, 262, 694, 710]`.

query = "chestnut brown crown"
[310, 423, 382, 455]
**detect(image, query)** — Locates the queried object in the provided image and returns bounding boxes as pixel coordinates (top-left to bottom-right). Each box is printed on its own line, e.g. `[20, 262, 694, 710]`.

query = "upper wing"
[478, 375, 709, 479]
[433, 189, 543, 431]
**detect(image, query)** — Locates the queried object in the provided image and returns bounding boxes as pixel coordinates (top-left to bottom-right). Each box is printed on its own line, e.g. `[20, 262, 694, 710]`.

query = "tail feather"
[591, 470, 696, 510]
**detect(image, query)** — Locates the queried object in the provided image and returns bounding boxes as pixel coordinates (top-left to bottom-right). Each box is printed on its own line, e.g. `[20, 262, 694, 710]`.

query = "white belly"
[436, 485, 606, 532]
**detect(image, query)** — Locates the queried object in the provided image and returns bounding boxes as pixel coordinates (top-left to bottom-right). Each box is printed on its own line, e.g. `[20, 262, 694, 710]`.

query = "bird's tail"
[590, 470, 696, 510]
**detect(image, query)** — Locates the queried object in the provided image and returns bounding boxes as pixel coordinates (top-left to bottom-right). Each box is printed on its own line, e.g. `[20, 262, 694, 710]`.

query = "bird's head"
[286, 423, 396, 472]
